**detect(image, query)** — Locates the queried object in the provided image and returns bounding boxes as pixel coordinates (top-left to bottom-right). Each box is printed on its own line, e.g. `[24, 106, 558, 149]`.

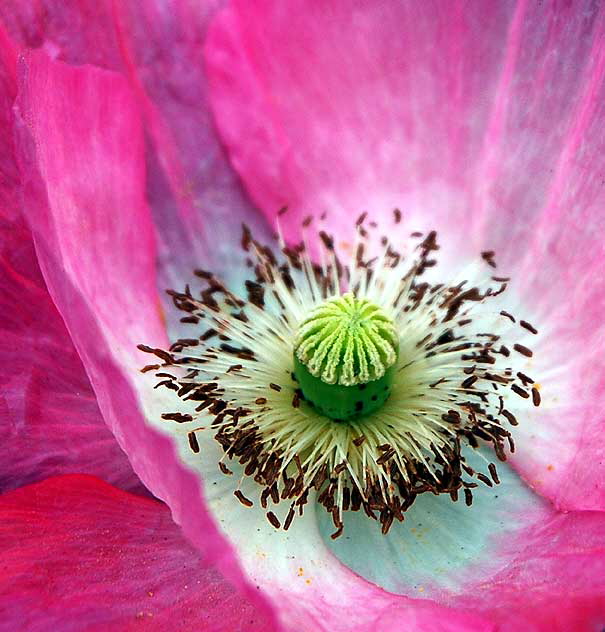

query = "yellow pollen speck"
[147, 591, 154, 597]
[339, 241, 352, 252]
[418, 586, 425, 593]
[305, 579, 312, 585]
[547, 464, 554, 471]
[297, 567, 304, 576]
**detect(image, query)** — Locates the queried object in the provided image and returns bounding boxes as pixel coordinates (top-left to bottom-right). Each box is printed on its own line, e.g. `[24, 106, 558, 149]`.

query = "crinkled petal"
[14, 50, 279, 628]
[0, 475, 272, 631]
[204, 0, 605, 510]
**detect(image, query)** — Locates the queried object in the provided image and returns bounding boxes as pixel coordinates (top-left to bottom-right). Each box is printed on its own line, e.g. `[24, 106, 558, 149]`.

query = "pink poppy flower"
[1, 1, 605, 630]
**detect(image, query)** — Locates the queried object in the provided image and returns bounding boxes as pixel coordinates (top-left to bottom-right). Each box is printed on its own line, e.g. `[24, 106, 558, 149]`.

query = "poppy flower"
[1, 2, 604, 631]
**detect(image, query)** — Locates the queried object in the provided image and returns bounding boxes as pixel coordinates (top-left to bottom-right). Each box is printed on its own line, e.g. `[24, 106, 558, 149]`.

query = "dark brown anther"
[269, 383, 282, 392]
[513, 343, 533, 358]
[511, 384, 530, 399]
[284, 507, 296, 531]
[161, 412, 193, 423]
[517, 371, 534, 385]
[476, 473, 493, 487]
[488, 463, 500, 484]
[520, 320, 538, 334]
[461, 375, 478, 389]
[219, 462, 233, 475]
[464, 488, 473, 506]
[188, 432, 200, 453]
[266, 512, 281, 529]
[501, 409, 518, 426]
[531, 387, 541, 407]
[481, 251, 497, 268]
[234, 490, 253, 507]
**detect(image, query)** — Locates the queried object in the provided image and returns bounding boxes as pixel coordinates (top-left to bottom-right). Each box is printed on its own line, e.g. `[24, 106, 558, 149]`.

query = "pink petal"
[458, 510, 605, 631]
[0, 24, 145, 494]
[204, 0, 605, 510]
[14, 49, 280, 628]
[0, 475, 272, 631]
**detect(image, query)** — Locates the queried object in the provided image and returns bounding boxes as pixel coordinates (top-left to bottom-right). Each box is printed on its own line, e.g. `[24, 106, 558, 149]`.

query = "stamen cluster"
[140, 210, 540, 538]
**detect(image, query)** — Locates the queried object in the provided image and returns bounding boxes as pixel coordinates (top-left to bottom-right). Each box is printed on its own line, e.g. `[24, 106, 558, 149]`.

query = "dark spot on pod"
[531, 387, 541, 407]
[355, 401, 364, 412]
[371, 395, 378, 401]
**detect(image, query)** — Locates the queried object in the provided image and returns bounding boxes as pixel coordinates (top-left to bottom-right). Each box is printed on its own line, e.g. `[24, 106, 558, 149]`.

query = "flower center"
[140, 211, 541, 539]
[294, 293, 398, 419]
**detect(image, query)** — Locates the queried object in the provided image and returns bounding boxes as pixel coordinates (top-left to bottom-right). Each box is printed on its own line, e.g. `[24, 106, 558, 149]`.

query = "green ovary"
[293, 293, 399, 421]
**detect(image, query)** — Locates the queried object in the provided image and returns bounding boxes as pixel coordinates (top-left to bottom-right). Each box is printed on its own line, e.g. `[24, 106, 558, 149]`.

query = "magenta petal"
[0, 213, 148, 495]
[0, 475, 272, 631]
[14, 50, 280, 628]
